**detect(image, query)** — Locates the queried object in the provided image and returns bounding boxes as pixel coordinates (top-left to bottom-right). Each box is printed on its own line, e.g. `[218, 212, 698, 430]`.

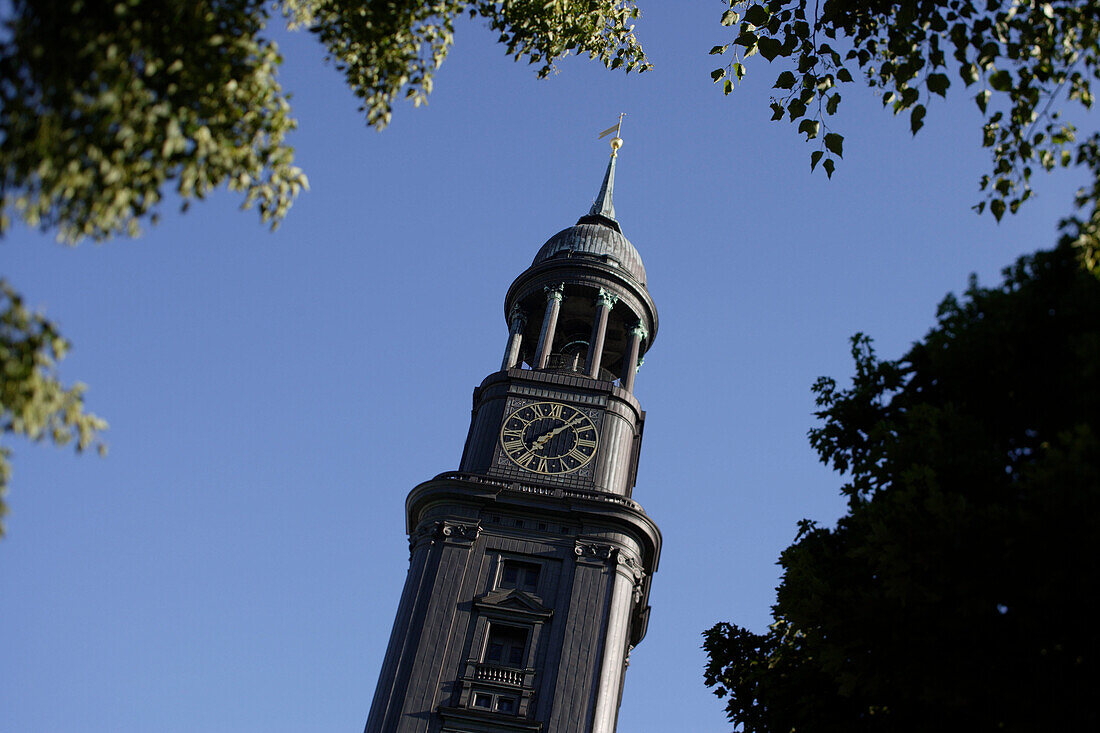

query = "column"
[621, 322, 647, 392]
[534, 283, 565, 369]
[585, 288, 619, 378]
[500, 304, 527, 370]
[591, 550, 645, 733]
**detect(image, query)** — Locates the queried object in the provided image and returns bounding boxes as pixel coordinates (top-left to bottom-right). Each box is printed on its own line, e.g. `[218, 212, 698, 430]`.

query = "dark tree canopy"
[704, 242, 1100, 731]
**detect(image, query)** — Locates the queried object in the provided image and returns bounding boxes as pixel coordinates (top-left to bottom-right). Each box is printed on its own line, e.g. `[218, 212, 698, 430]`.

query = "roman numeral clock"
[499, 401, 600, 476]
[364, 134, 662, 733]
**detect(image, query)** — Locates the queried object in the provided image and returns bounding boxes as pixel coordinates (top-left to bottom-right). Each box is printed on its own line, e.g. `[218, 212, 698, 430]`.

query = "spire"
[587, 114, 625, 226]
[589, 143, 619, 221]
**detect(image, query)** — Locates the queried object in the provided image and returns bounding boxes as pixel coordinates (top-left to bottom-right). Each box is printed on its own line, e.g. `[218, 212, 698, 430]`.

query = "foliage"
[0, 0, 644, 535]
[0, 0, 306, 244]
[710, 1, 1100, 266]
[704, 242, 1100, 731]
[0, 281, 107, 538]
[0, 0, 645, 245]
[285, 0, 649, 130]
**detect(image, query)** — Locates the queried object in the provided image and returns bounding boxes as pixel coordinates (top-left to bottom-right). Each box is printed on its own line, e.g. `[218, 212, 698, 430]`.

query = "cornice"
[473, 368, 643, 423]
[405, 473, 662, 575]
[503, 259, 658, 349]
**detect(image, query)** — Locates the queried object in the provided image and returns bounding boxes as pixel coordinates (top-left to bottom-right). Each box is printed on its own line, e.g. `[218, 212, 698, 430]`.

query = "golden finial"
[599, 113, 626, 157]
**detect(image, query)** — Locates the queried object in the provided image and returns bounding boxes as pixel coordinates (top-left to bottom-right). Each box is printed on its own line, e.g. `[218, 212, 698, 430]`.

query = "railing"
[473, 663, 526, 687]
[541, 353, 617, 383]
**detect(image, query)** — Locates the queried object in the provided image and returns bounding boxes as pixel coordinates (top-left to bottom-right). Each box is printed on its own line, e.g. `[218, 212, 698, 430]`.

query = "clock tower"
[365, 135, 661, 733]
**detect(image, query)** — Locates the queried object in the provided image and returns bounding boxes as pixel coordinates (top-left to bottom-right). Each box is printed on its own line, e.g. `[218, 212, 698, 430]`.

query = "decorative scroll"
[409, 520, 481, 555]
[574, 541, 616, 562]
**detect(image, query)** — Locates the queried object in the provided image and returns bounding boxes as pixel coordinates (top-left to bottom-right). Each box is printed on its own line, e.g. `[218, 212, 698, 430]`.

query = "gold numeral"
[503, 439, 525, 454]
[568, 447, 593, 463]
[534, 457, 549, 473]
[575, 438, 597, 448]
[548, 403, 563, 419]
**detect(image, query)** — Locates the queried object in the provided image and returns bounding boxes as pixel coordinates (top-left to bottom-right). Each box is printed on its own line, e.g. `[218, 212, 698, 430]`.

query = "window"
[484, 624, 528, 667]
[498, 560, 540, 593]
[469, 690, 518, 716]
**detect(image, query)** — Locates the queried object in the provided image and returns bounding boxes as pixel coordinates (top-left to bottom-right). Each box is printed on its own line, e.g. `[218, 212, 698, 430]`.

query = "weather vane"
[598, 113, 625, 156]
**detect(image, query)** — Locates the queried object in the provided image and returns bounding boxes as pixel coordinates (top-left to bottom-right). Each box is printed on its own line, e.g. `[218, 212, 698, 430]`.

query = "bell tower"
[365, 134, 661, 733]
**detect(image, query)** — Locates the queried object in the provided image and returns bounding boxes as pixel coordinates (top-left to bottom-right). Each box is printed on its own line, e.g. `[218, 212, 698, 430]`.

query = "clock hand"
[533, 417, 584, 449]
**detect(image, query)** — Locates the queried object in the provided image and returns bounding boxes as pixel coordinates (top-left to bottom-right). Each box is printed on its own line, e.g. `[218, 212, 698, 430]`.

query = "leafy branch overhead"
[0, 1, 647, 246]
[0, 1, 645, 535]
[0, 281, 107, 538]
[288, 0, 649, 131]
[710, 1, 1100, 257]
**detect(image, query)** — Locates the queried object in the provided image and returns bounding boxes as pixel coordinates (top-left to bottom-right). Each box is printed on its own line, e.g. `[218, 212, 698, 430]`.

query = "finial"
[590, 114, 625, 222]
[599, 113, 625, 157]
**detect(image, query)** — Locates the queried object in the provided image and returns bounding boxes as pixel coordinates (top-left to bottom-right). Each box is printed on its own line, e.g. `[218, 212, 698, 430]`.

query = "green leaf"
[712, 68, 726, 83]
[775, 71, 797, 89]
[927, 73, 949, 97]
[837, 68, 853, 83]
[770, 102, 784, 120]
[724, 79, 733, 95]
[811, 150, 824, 171]
[826, 93, 841, 115]
[709, 45, 729, 56]
[721, 9, 739, 26]
[823, 158, 835, 178]
[911, 104, 926, 134]
[734, 31, 758, 48]
[824, 132, 843, 157]
[989, 69, 1012, 91]
[799, 119, 820, 139]
[976, 90, 991, 113]
[990, 197, 1006, 220]
[757, 37, 783, 61]
[788, 98, 807, 120]
[745, 5, 769, 26]
[960, 63, 979, 86]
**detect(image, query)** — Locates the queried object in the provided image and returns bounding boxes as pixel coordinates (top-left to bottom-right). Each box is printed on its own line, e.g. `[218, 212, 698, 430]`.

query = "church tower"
[365, 134, 661, 733]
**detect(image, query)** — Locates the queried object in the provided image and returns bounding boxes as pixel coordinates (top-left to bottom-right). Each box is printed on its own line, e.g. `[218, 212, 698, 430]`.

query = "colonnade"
[500, 284, 647, 392]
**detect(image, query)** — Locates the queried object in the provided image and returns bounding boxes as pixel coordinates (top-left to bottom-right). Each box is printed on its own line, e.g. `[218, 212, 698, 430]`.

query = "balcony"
[473, 662, 531, 687]
[454, 660, 537, 719]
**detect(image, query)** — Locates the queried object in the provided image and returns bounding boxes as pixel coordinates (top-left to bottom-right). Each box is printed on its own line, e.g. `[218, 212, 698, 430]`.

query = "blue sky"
[0, 5, 1086, 732]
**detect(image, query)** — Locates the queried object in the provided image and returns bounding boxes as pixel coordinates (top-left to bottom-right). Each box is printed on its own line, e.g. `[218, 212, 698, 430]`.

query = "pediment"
[474, 589, 553, 619]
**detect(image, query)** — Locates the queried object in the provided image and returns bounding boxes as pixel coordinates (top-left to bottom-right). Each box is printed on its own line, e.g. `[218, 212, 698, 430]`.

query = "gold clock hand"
[533, 417, 584, 449]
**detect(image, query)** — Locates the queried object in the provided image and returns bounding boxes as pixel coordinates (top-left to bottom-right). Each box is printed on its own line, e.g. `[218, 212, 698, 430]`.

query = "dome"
[532, 218, 647, 285]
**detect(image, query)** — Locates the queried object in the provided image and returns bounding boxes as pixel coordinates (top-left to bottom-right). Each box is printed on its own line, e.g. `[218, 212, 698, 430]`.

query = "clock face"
[500, 401, 599, 475]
